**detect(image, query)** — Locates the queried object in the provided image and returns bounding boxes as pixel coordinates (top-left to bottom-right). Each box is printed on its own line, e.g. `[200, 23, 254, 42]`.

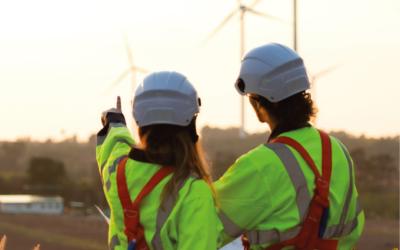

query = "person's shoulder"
[189, 178, 213, 195]
[327, 134, 352, 161]
[181, 178, 215, 202]
[235, 143, 278, 166]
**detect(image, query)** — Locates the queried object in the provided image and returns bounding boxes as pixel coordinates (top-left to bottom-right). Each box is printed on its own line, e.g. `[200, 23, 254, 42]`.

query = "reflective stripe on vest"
[219, 210, 244, 238]
[117, 157, 174, 250]
[151, 179, 189, 250]
[152, 195, 175, 250]
[109, 234, 121, 250]
[219, 141, 362, 246]
[266, 143, 311, 222]
[335, 141, 354, 236]
[217, 142, 311, 239]
[244, 204, 362, 245]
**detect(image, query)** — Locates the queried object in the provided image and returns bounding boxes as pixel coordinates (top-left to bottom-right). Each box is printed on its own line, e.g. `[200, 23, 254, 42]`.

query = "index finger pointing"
[116, 96, 122, 112]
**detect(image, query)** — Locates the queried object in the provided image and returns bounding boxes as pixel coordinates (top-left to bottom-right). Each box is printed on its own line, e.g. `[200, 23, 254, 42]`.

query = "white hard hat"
[133, 71, 201, 127]
[235, 43, 310, 102]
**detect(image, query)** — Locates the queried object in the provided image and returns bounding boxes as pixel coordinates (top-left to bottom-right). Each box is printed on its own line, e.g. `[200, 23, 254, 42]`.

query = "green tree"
[27, 157, 67, 193]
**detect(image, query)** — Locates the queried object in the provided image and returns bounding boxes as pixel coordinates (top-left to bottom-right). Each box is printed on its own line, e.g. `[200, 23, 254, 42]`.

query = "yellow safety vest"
[96, 123, 222, 250]
[215, 126, 364, 249]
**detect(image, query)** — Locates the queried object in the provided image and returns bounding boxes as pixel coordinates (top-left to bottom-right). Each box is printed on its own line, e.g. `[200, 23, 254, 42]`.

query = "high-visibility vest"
[96, 123, 222, 250]
[116, 156, 174, 250]
[215, 126, 364, 250]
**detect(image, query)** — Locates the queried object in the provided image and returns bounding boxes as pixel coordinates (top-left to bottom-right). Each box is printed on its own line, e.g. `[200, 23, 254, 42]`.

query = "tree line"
[0, 128, 398, 219]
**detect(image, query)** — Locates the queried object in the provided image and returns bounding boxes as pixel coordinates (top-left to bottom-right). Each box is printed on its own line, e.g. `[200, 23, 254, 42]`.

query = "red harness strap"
[262, 130, 337, 250]
[116, 156, 174, 250]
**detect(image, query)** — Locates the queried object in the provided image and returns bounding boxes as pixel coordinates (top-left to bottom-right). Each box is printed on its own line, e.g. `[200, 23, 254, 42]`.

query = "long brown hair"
[138, 118, 213, 206]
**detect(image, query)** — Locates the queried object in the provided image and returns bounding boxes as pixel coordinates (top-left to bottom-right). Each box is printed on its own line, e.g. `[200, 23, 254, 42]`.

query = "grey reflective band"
[109, 122, 126, 128]
[109, 235, 120, 250]
[246, 202, 362, 245]
[336, 141, 354, 236]
[105, 155, 128, 191]
[151, 179, 187, 250]
[108, 159, 118, 174]
[220, 143, 311, 242]
[246, 229, 279, 245]
[97, 123, 126, 146]
[242, 142, 363, 246]
[265, 143, 311, 222]
[323, 201, 362, 238]
[97, 135, 106, 146]
[106, 179, 112, 191]
[100, 161, 107, 175]
[115, 138, 133, 147]
[100, 140, 132, 174]
[218, 210, 244, 238]
[246, 226, 300, 245]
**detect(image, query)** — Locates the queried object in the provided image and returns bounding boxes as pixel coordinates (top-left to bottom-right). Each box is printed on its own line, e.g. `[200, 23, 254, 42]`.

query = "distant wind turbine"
[204, 0, 286, 137]
[291, 1, 339, 114]
[105, 36, 149, 94]
[104, 36, 149, 138]
[309, 65, 340, 100]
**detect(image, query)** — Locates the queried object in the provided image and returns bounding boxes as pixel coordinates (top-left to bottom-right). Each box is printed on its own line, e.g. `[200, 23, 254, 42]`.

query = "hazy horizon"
[1, 0, 399, 141]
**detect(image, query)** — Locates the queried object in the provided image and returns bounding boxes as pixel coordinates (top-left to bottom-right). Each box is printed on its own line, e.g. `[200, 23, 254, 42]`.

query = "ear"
[255, 102, 270, 123]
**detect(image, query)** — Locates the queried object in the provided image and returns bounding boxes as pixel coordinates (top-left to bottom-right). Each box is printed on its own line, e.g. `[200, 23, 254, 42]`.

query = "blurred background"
[0, 0, 398, 249]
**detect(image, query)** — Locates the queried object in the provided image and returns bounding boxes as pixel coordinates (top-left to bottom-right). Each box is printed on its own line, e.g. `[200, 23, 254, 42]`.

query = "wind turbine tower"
[205, 0, 285, 137]
[106, 36, 149, 138]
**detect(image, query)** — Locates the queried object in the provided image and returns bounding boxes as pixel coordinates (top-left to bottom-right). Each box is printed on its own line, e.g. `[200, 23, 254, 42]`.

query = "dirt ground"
[0, 213, 398, 250]
[0, 213, 107, 250]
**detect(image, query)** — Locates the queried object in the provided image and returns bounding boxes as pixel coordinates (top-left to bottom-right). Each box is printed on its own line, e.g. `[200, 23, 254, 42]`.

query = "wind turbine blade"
[124, 36, 134, 68]
[246, 8, 288, 24]
[132, 66, 149, 74]
[102, 69, 130, 95]
[95, 205, 110, 225]
[112, 69, 130, 87]
[312, 65, 340, 81]
[203, 9, 239, 44]
[248, 0, 263, 9]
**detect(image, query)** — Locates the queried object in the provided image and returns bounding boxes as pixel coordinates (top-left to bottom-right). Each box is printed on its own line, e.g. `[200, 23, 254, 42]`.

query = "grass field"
[0, 213, 398, 250]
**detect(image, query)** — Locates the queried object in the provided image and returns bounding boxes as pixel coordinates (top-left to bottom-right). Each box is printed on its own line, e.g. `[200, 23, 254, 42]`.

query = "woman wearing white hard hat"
[96, 71, 221, 250]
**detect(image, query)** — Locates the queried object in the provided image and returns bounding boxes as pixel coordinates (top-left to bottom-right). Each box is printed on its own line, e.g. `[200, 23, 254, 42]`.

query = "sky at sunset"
[0, 0, 399, 141]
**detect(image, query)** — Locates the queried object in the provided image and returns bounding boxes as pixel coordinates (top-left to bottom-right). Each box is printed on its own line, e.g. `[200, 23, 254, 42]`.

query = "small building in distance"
[0, 195, 63, 215]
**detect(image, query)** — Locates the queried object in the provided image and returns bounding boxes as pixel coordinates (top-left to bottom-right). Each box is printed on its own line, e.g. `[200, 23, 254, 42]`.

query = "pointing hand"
[101, 96, 123, 126]
[116, 96, 122, 112]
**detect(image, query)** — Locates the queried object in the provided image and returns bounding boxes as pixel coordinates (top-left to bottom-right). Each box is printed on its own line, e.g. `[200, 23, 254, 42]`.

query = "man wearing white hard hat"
[215, 43, 364, 250]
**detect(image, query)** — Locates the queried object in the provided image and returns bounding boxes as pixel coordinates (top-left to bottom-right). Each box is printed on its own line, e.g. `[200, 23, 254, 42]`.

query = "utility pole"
[293, 0, 298, 51]
[204, 0, 284, 138]
[239, 6, 246, 138]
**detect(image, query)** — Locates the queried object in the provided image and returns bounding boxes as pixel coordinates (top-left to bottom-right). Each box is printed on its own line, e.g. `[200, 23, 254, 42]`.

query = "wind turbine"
[293, 0, 298, 51]
[106, 37, 149, 94]
[291, 0, 338, 118]
[105, 37, 149, 139]
[309, 65, 339, 100]
[205, 0, 286, 138]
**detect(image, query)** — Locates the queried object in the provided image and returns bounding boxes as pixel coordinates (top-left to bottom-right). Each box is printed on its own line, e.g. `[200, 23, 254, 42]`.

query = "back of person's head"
[249, 91, 316, 128]
[235, 43, 317, 129]
[133, 71, 212, 202]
